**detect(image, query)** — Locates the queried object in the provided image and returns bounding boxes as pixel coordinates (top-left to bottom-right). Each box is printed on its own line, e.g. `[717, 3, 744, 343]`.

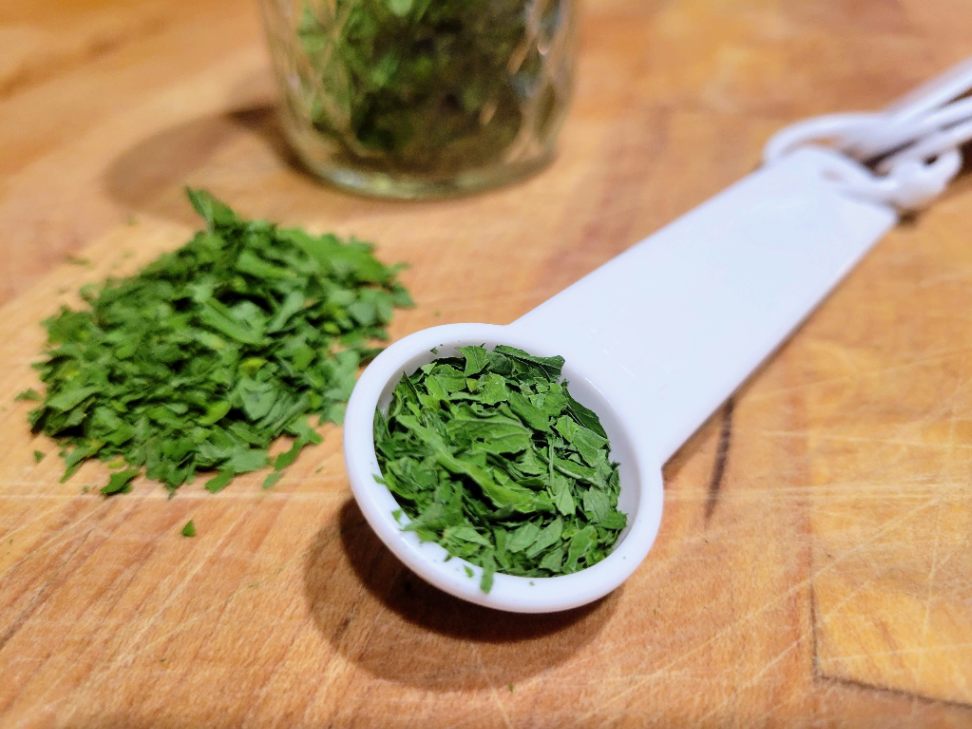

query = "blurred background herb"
[263, 0, 575, 196]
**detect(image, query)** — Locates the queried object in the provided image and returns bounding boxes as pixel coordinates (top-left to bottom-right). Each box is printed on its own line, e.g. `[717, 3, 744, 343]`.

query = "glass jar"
[260, 0, 576, 198]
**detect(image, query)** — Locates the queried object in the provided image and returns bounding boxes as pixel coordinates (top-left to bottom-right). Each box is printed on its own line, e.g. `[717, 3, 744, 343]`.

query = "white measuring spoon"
[342, 59, 972, 614]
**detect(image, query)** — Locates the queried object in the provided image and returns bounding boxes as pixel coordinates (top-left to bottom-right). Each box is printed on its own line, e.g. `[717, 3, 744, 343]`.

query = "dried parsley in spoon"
[373, 345, 627, 591]
[24, 189, 411, 495]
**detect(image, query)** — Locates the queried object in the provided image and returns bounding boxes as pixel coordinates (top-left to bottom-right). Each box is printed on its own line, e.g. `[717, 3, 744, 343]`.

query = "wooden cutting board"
[1, 0, 969, 726]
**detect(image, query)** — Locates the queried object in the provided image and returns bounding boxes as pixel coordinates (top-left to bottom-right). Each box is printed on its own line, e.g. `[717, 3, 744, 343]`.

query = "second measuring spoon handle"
[510, 147, 898, 462]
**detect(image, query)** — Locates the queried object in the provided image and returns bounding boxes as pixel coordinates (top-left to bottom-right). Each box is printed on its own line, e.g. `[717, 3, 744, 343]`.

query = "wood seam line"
[704, 398, 734, 523]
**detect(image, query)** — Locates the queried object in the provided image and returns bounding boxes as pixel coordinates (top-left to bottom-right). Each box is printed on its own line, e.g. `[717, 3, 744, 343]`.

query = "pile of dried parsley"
[24, 189, 411, 495]
[374, 345, 626, 590]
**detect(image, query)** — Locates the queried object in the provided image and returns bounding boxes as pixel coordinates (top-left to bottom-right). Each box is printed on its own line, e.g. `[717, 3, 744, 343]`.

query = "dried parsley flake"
[374, 345, 626, 592]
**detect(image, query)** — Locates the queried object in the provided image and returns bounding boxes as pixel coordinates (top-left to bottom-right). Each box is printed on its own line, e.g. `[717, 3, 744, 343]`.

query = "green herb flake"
[181, 519, 197, 538]
[204, 470, 234, 494]
[100, 469, 138, 496]
[15, 389, 41, 402]
[25, 189, 411, 497]
[480, 563, 496, 594]
[32, 450, 45, 463]
[374, 345, 626, 592]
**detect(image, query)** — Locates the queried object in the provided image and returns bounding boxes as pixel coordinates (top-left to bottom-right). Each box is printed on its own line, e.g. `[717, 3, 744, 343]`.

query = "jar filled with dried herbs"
[260, 0, 576, 198]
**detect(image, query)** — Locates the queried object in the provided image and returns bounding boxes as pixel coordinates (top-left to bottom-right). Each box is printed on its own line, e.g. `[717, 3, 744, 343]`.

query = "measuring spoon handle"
[510, 147, 898, 462]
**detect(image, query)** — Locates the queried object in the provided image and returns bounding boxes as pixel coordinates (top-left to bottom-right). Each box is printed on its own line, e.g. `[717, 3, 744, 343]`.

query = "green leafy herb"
[373, 345, 626, 592]
[32, 450, 45, 463]
[100, 469, 138, 496]
[15, 389, 41, 402]
[181, 519, 197, 538]
[293, 0, 570, 176]
[26, 189, 411, 495]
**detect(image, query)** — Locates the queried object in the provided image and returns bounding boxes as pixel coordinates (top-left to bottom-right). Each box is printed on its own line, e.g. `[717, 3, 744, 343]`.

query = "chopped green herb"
[26, 189, 411, 495]
[204, 470, 234, 494]
[373, 345, 626, 592]
[100, 469, 138, 496]
[32, 450, 45, 463]
[15, 389, 41, 402]
[181, 519, 197, 538]
[480, 564, 495, 593]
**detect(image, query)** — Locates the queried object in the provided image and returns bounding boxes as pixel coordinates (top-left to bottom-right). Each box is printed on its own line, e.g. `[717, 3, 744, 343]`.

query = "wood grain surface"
[1, 0, 970, 726]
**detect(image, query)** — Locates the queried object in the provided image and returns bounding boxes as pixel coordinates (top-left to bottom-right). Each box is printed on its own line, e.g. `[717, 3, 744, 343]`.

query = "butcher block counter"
[0, 0, 969, 726]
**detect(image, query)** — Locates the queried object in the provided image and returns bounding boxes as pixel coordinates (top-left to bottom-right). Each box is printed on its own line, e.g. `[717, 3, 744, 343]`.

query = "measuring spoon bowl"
[343, 322, 665, 613]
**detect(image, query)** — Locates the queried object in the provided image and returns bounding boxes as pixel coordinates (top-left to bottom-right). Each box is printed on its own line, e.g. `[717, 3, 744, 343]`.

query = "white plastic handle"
[510, 147, 898, 462]
[764, 56, 972, 212]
